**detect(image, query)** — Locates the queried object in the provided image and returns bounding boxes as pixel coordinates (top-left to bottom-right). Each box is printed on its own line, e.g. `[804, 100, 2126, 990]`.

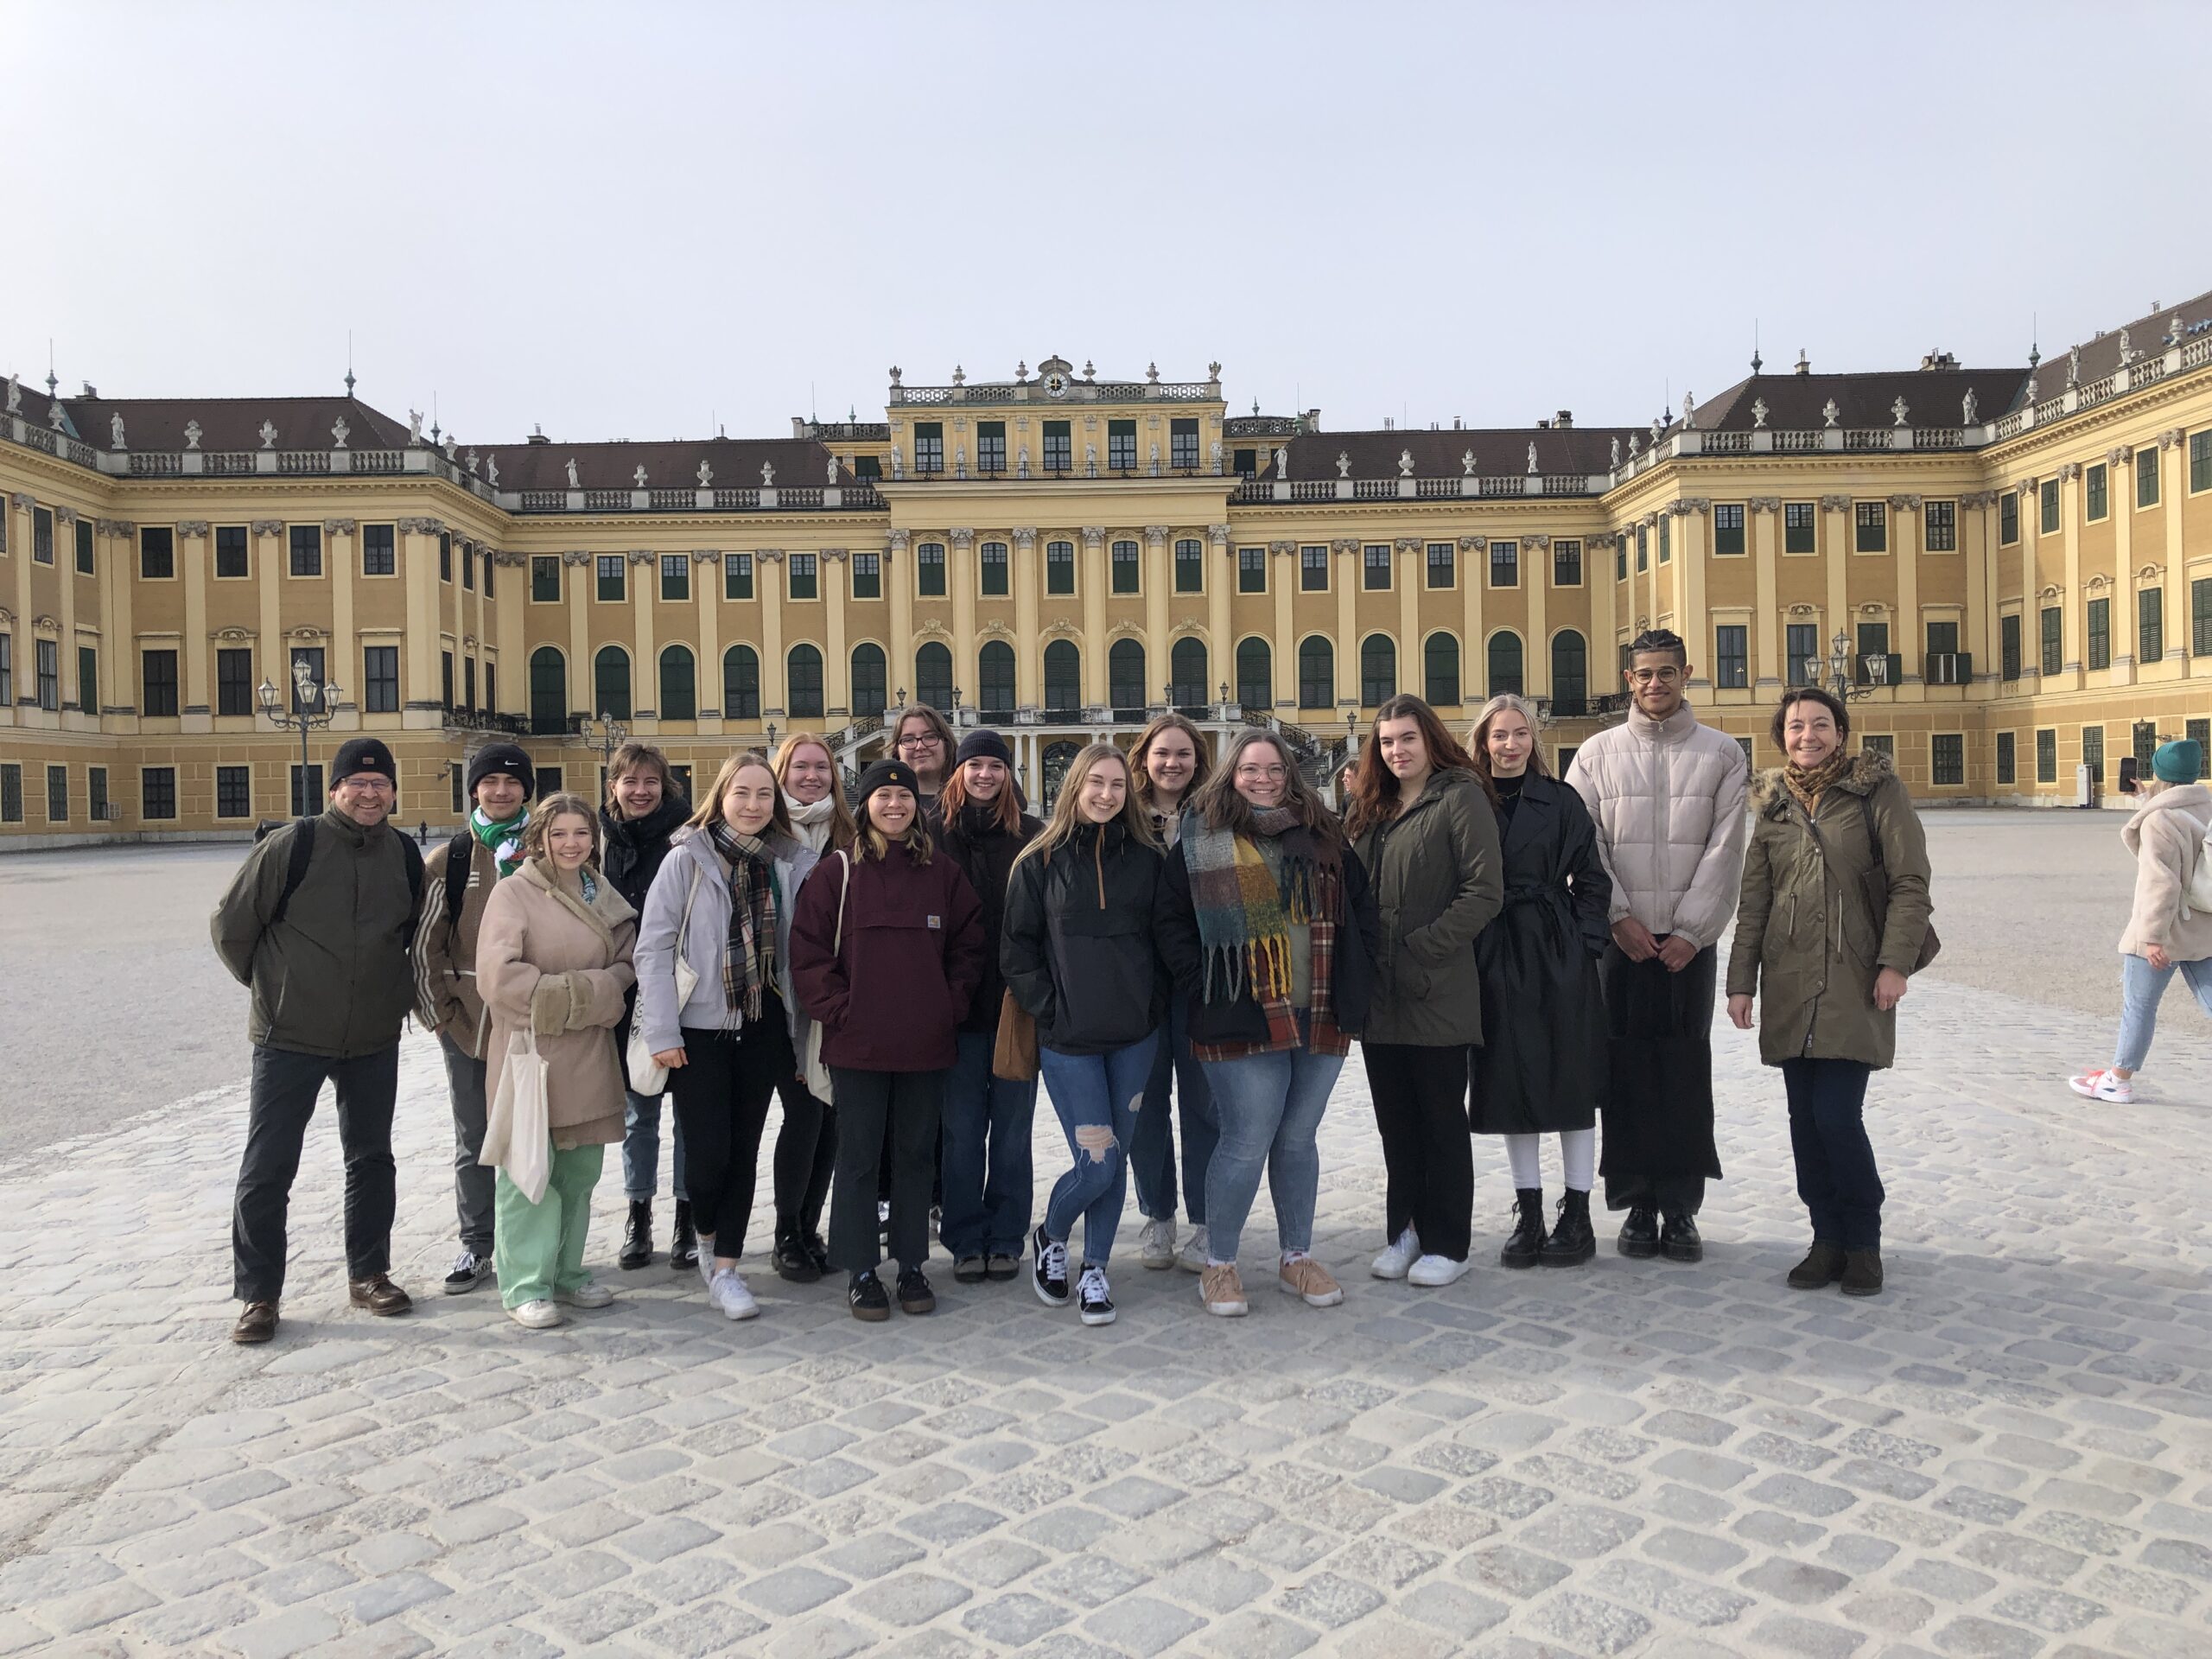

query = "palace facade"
[4, 289, 2212, 845]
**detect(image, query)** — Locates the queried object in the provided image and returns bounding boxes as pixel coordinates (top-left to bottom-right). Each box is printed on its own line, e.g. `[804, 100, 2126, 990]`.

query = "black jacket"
[1471, 773, 1612, 1134]
[1001, 820, 1194, 1056]
[1161, 832, 1380, 1048]
[938, 802, 1043, 1029]
[601, 794, 691, 913]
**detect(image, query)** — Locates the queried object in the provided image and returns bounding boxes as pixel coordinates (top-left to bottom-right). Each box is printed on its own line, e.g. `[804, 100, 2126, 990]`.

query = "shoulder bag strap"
[672, 856, 706, 957]
[833, 849, 852, 951]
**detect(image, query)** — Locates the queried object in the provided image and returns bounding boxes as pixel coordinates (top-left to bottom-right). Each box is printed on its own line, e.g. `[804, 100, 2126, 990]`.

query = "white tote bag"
[628, 861, 707, 1095]
[481, 1030, 551, 1204]
[798, 852, 849, 1103]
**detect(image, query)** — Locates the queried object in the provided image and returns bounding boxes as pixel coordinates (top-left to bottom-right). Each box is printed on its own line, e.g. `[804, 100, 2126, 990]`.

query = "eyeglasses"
[1235, 764, 1289, 781]
[896, 734, 942, 749]
[1627, 666, 1683, 686]
[334, 774, 394, 792]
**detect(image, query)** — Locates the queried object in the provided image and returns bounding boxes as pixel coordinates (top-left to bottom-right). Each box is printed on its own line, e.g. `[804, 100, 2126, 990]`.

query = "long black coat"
[601, 792, 690, 1090]
[1470, 774, 1612, 1135]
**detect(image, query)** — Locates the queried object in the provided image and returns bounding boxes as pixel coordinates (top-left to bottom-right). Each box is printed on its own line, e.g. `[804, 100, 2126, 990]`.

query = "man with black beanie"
[213, 736, 423, 1344]
[413, 740, 536, 1294]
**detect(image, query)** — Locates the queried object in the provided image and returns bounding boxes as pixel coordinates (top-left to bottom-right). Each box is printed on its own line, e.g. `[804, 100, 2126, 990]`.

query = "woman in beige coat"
[2070, 738, 2212, 1106]
[479, 791, 639, 1329]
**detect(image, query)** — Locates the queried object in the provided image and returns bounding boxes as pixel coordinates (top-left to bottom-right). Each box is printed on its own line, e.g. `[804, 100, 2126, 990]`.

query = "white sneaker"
[1176, 1226, 1210, 1274]
[1371, 1227, 1421, 1280]
[709, 1268, 760, 1321]
[1408, 1254, 1471, 1287]
[2069, 1069, 2133, 1103]
[556, 1280, 613, 1308]
[696, 1249, 716, 1290]
[1139, 1217, 1178, 1269]
[508, 1299, 563, 1330]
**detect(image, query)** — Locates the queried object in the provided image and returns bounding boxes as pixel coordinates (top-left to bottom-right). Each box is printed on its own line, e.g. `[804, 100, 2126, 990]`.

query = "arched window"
[1170, 638, 1208, 709]
[594, 645, 632, 721]
[1359, 634, 1396, 707]
[1299, 637, 1334, 709]
[1043, 640, 1081, 715]
[1108, 639, 1147, 712]
[658, 645, 696, 721]
[916, 641, 954, 709]
[1487, 631, 1524, 696]
[787, 644, 823, 719]
[1236, 638, 1272, 709]
[849, 643, 886, 716]
[977, 641, 1016, 715]
[1550, 630, 1588, 716]
[722, 644, 760, 720]
[1424, 632, 1460, 708]
[529, 645, 567, 734]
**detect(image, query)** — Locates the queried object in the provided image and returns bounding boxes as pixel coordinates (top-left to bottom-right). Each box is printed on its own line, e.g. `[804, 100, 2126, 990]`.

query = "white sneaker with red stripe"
[2069, 1069, 2133, 1103]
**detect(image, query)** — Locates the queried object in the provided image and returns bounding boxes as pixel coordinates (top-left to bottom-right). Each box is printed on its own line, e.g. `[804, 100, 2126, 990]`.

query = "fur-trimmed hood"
[1751, 747, 1896, 816]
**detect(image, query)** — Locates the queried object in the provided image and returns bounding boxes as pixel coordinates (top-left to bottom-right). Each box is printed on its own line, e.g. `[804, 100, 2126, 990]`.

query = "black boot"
[619, 1200, 653, 1271]
[670, 1200, 699, 1272]
[1660, 1211, 1703, 1263]
[1787, 1241, 1845, 1290]
[1500, 1189, 1546, 1269]
[1541, 1190, 1597, 1267]
[1616, 1206, 1660, 1258]
[1840, 1248, 1883, 1297]
[772, 1224, 820, 1285]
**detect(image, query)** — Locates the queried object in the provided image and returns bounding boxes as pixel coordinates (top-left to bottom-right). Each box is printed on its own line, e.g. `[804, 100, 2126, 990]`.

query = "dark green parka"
[1352, 768, 1504, 1046]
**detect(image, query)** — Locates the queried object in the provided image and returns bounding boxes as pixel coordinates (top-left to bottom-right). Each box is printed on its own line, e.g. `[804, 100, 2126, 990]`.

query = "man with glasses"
[214, 736, 425, 1344]
[1565, 628, 1748, 1266]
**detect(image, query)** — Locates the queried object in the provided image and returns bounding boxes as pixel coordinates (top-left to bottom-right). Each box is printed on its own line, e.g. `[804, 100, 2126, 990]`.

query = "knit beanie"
[855, 758, 922, 807]
[466, 741, 536, 801]
[330, 736, 397, 787]
[956, 728, 1014, 769]
[2152, 738, 2202, 785]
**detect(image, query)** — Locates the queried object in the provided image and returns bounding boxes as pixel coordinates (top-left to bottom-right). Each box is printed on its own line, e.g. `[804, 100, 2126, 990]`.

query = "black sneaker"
[1660, 1211, 1703, 1263]
[896, 1267, 936, 1315]
[1616, 1206, 1661, 1259]
[804, 1231, 831, 1275]
[773, 1234, 820, 1285]
[1032, 1226, 1071, 1306]
[443, 1249, 492, 1294]
[849, 1270, 890, 1322]
[1077, 1264, 1116, 1326]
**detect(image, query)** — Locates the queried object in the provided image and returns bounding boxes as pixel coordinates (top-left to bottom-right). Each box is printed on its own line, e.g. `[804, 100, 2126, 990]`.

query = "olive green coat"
[1353, 768, 1504, 1046]
[1726, 752, 1933, 1070]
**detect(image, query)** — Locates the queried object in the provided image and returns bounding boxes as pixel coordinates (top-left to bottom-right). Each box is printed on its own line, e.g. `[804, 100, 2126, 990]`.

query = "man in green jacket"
[213, 737, 423, 1345]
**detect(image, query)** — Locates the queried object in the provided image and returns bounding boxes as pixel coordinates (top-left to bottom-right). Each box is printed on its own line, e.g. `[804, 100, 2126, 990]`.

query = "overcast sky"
[4, 2, 2205, 447]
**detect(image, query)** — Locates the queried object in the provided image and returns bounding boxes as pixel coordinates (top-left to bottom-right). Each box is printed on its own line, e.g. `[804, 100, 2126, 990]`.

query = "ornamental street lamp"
[1805, 629, 1886, 702]
[258, 658, 343, 814]
[579, 708, 628, 773]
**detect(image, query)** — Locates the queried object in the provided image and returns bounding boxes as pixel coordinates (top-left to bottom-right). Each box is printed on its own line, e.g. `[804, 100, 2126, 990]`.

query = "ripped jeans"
[1038, 1033, 1161, 1267]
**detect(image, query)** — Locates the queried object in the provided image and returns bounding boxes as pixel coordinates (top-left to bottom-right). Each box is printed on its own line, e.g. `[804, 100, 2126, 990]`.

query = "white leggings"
[1503, 1129, 1596, 1192]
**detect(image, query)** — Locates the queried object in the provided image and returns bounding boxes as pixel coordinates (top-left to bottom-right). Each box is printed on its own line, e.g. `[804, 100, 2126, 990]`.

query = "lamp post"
[1805, 629, 1885, 702]
[579, 707, 628, 785]
[258, 658, 344, 815]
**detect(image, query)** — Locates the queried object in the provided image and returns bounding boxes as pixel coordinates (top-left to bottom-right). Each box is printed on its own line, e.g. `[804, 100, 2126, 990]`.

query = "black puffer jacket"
[938, 802, 1043, 1030]
[1002, 820, 1197, 1056]
[601, 794, 691, 912]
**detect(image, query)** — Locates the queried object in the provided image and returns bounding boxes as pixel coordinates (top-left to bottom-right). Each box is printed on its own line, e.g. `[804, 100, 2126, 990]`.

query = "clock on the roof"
[1043, 372, 1069, 397]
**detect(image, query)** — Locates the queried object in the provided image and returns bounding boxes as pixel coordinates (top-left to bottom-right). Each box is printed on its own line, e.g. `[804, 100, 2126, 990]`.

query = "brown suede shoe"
[348, 1274, 413, 1316]
[1840, 1249, 1884, 1298]
[232, 1300, 279, 1344]
[1787, 1242, 1847, 1290]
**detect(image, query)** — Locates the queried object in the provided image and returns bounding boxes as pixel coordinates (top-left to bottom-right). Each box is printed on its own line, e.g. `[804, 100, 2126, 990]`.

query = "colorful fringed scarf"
[1183, 805, 1344, 1054]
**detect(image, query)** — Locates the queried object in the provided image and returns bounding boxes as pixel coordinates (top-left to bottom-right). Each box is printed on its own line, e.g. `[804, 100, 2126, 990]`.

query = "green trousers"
[494, 1143, 604, 1309]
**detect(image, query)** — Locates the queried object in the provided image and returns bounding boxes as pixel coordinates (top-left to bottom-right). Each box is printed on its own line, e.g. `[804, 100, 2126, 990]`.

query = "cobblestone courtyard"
[3, 820, 2212, 1657]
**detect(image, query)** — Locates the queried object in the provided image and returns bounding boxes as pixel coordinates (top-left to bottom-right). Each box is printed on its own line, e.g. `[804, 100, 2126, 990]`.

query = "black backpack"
[269, 817, 425, 937]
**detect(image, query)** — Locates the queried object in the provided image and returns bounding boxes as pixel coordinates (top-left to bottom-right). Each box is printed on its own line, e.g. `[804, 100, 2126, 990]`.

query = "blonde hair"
[522, 791, 603, 868]
[772, 730, 857, 849]
[1468, 694, 1551, 786]
[1015, 743, 1157, 872]
[686, 751, 795, 841]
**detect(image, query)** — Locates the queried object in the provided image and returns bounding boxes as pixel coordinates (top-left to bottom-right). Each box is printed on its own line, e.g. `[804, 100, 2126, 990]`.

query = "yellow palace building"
[3, 288, 2211, 845]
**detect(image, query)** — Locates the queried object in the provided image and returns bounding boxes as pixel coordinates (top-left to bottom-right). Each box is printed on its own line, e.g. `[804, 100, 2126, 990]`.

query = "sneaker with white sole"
[2069, 1069, 2133, 1103]
[696, 1250, 717, 1291]
[508, 1299, 563, 1330]
[1033, 1226, 1071, 1306]
[443, 1249, 492, 1295]
[1278, 1253, 1344, 1307]
[1077, 1264, 1116, 1325]
[1371, 1227, 1420, 1280]
[1176, 1226, 1210, 1274]
[1200, 1261, 1248, 1316]
[709, 1268, 760, 1320]
[1138, 1217, 1178, 1269]
[556, 1280, 613, 1308]
[1408, 1253, 1470, 1287]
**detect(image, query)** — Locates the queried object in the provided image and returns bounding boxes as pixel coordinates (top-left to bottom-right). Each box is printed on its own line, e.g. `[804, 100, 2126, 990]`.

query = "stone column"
[1459, 537, 1486, 706]
[1207, 525, 1232, 708]
[10, 495, 35, 706]
[563, 551, 591, 721]
[1820, 497, 1852, 677]
[1332, 540, 1357, 709]
[1589, 531, 1619, 696]
[755, 550, 785, 723]
[1526, 532, 1552, 697]
[1080, 527, 1107, 704]
[178, 521, 211, 726]
[1395, 538, 1421, 702]
[103, 519, 139, 721]
[493, 550, 524, 714]
[326, 519, 359, 717]
[1749, 500, 1782, 687]
[1144, 526, 1171, 695]
[1270, 542, 1298, 709]
[821, 549, 849, 717]
[950, 528, 976, 706]
[2059, 464, 2083, 677]
[1012, 529, 1039, 707]
[396, 518, 442, 724]
[629, 550, 658, 723]
[2159, 431, 2190, 672]
[887, 530, 913, 703]
[696, 550, 724, 732]
[2014, 475, 2040, 690]
[1890, 497, 1922, 683]
[54, 509, 79, 714]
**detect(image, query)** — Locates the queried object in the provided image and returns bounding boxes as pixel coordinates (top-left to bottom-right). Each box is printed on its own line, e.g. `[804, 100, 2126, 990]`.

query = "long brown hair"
[686, 751, 795, 841]
[521, 791, 603, 868]
[1467, 694, 1551, 792]
[940, 742, 1027, 835]
[772, 730, 857, 849]
[1344, 695, 1480, 838]
[1014, 743, 1158, 873]
[1131, 711, 1212, 815]
[1189, 729, 1344, 854]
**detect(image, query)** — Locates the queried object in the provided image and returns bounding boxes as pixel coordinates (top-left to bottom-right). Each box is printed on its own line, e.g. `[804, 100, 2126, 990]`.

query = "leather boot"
[1616, 1206, 1660, 1258]
[1540, 1189, 1596, 1267]
[619, 1200, 653, 1271]
[1787, 1241, 1846, 1290]
[1660, 1211, 1703, 1263]
[1840, 1248, 1884, 1297]
[772, 1224, 821, 1284]
[1500, 1189, 1545, 1268]
[670, 1201, 699, 1272]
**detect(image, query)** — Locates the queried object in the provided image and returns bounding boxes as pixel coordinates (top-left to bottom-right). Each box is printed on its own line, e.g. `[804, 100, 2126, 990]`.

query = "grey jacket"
[632, 826, 818, 1056]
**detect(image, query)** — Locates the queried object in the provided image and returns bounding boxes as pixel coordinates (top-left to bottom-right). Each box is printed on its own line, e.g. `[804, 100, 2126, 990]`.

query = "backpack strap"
[444, 830, 477, 939]
[269, 817, 318, 926]
[398, 830, 424, 926]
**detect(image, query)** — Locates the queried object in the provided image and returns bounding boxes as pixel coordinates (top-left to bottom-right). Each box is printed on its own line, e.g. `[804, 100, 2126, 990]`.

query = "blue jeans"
[940, 1026, 1039, 1259]
[1039, 1034, 1160, 1266]
[1199, 1036, 1343, 1265]
[620, 1090, 688, 1205]
[1130, 1001, 1217, 1224]
[2114, 952, 2212, 1071]
[1782, 1058, 1881, 1251]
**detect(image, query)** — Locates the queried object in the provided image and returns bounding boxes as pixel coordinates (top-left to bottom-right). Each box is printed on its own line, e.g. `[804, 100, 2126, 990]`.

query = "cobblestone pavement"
[3, 964, 2211, 1658]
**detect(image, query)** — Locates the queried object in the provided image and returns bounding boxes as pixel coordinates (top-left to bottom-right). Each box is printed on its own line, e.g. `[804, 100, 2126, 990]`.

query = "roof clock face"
[1043, 371, 1069, 398]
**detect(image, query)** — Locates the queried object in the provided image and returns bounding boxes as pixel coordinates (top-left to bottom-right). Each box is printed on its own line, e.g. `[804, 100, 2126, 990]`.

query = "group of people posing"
[214, 626, 1940, 1345]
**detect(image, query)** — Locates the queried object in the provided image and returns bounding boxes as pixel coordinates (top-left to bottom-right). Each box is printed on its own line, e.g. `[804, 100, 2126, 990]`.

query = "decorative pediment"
[211, 626, 256, 641]
[560, 550, 592, 566]
[1785, 602, 1819, 617]
[285, 626, 328, 640]
[2138, 564, 2164, 582]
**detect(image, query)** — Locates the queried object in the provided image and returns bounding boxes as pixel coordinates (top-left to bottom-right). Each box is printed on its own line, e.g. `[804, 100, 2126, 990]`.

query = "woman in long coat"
[1466, 695, 1611, 1268]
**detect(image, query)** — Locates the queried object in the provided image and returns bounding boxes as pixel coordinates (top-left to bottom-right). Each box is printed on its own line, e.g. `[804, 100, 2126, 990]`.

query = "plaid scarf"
[1185, 806, 1344, 1056]
[708, 823, 779, 1021]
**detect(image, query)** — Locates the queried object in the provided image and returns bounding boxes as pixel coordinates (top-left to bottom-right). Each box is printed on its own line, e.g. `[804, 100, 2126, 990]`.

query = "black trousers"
[669, 1004, 794, 1258]
[1598, 943, 1722, 1215]
[1362, 1042, 1474, 1262]
[1783, 1058, 1883, 1250]
[772, 1075, 836, 1240]
[830, 1067, 945, 1275]
[232, 1042, 399, 1303]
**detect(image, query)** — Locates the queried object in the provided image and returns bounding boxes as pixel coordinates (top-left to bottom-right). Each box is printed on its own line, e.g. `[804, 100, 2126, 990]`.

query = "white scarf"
[785, 791, 841, 855]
